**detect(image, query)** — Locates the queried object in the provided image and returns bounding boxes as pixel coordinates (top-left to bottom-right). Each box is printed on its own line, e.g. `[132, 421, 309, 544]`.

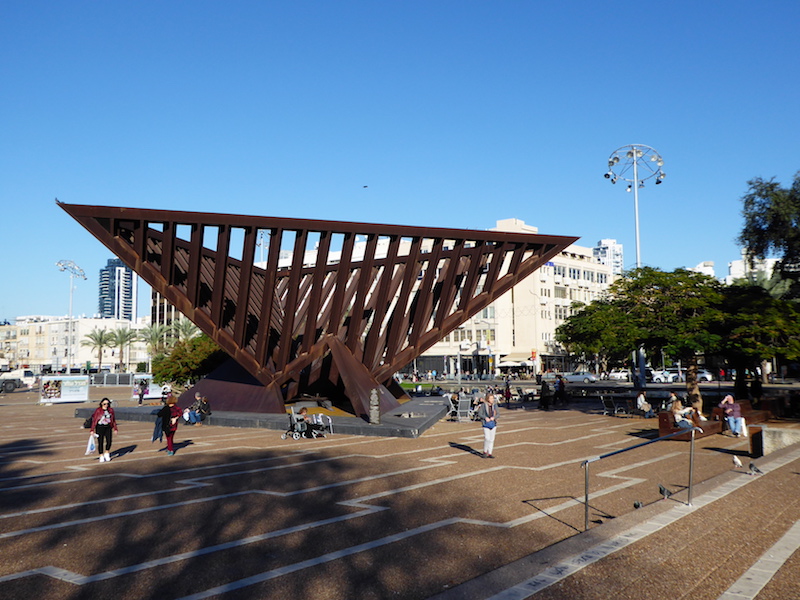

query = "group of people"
[88, 390, 212, 461]
[469, 388, 750, 461]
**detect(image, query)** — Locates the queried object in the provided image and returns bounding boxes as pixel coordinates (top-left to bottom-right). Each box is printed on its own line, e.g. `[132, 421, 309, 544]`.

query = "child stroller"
[281, 407, 333, 440]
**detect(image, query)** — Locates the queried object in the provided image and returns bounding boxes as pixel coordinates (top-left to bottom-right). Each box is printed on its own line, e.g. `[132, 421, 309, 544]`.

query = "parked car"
[607, 369, 630, 381]
[563, 371, 597, 383]
[661, 368, 713, 382]
[652, 370, 671, 383]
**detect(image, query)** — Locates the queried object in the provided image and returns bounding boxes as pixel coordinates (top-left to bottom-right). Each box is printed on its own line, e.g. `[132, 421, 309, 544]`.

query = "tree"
[555, 298, 638, 373]
[152, 335, 228, 387]
[109, 328, 138, 373]
[137, 324, 174, 372]
[81, 328, 116, 372]
[557, 268, 724, 407]
[738, 171, 800, 298]
[171, 317, 201, 342]
[717, 284, 800, 395]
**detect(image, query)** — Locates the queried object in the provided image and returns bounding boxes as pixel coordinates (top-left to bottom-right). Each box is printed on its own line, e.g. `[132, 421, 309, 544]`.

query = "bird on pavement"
[732, 455, 743, 468]
[658, 484, 672, 499]
[749, 462, 764, 476]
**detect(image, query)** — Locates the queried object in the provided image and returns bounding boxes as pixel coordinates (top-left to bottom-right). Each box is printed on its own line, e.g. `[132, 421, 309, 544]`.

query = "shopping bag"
[85, 433, 97, 455]
[741, 417, 748, 438]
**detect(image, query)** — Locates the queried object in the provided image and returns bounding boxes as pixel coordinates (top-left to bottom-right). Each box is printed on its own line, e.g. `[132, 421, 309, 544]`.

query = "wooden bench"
[658, 411, 721, 441]
[711, 399, 769, 431]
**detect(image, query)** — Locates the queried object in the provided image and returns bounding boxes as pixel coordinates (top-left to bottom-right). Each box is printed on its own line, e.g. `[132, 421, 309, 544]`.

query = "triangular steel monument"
[59, 201, 577, 418]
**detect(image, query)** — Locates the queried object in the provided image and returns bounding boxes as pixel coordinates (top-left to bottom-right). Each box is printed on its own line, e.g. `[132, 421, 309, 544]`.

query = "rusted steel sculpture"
[59, 202, 577, 417]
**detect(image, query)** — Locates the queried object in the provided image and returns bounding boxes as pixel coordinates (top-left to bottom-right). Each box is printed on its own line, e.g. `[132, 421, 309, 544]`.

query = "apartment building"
[414, 219, 618, 378]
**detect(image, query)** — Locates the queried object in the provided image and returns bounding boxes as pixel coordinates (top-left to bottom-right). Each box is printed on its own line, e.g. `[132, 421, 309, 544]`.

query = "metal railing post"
[584, 461, 590, 531]
[688, 428, 696, 506]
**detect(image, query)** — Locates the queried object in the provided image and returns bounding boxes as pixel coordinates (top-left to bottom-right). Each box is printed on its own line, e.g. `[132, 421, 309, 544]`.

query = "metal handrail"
[581, 427, 702, 531]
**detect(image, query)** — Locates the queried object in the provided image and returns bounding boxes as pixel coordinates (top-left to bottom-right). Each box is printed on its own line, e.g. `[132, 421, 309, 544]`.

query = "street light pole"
[604, 144, 666, 269]
[56, 260, 86, 373]
[604, 145, 666, 388]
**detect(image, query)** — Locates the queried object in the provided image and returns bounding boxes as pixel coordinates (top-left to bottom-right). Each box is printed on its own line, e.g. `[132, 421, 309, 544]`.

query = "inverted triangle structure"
[59, 202, 577, 417]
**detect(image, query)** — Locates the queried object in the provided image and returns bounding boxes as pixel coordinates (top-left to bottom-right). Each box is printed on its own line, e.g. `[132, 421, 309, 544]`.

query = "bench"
[711, 400, 769, 433]
[658, 411, 721, 441]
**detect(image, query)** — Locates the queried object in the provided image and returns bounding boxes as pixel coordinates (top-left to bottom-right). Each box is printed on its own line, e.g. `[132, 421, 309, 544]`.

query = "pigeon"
[634, 501, 643, 509]
[732, 455, 742, 468]
[658, 484, 672, 499]
[749, 462, 764, 476]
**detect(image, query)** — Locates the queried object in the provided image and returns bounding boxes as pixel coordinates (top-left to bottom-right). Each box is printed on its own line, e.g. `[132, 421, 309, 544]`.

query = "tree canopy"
[738, 171, 800, 298]
[557, 268, 725, 404]
[152, 334, 228, 388]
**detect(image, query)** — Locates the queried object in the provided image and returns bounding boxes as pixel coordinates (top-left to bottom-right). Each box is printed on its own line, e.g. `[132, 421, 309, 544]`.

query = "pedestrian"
[158, 393, 182, 455]
[90, 397, 118, 463]
[539, 380, 552, 411]
[554, 375, 567, 406]
[137, 379, 147, 406]
[476, 393, 498, 458]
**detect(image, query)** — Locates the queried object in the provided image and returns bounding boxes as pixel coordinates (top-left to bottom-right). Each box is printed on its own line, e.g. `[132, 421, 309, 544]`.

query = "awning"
[501, 352, 533, 362]
[498, 360, 522, 368]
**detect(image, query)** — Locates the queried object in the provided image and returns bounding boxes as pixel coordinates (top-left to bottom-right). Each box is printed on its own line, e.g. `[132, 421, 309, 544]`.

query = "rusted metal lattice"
[59, 202, 577, 417]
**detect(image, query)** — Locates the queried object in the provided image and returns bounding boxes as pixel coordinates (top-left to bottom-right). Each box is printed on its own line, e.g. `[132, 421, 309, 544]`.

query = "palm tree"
[137, 324, 174, 372]
[81, 328, 116, 372]
[171, 317, 201, 342]
[109, 328, 138, 372]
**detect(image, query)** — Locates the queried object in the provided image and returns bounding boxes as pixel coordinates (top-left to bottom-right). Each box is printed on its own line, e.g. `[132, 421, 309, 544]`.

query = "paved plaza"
[0, 389, 798, 600]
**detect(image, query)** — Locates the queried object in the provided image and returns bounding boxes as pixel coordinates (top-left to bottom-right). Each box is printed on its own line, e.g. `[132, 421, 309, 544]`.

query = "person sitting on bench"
[719, 395, 744, 437]
[671, 399, 702, 433]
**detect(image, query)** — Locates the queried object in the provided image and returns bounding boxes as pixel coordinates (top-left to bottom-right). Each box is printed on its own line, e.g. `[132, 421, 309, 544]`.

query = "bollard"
[369, 388, 381, 424]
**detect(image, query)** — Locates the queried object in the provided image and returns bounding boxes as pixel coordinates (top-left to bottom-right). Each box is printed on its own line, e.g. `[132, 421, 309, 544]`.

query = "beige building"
[414, 219, 617, 379]
[1, 316, 148, 373]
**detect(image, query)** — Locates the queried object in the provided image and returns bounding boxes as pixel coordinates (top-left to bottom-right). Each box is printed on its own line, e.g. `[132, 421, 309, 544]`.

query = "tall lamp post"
[604, 144, 665, 388]
[604, 144, 666, 269]
[56, 260, 86, 373]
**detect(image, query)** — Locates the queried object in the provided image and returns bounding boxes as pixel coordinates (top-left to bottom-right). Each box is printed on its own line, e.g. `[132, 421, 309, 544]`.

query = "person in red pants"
[158, 394, 182, 455]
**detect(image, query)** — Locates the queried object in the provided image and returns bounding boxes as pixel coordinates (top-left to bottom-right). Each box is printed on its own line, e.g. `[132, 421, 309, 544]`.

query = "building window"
[569, 267, 581, 279]
[554, 286, 567, 299]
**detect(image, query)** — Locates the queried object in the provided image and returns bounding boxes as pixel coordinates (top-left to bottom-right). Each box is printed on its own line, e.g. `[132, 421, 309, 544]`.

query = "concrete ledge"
[74, 395, 450, 438]
[762, 425, 800, 455]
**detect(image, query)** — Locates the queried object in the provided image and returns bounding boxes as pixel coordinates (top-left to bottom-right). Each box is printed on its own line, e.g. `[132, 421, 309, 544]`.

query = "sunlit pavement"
[1, 388, 798, 600]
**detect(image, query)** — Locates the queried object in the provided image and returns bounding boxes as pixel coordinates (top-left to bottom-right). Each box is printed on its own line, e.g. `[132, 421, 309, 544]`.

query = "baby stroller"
[281, 407, 333, 440]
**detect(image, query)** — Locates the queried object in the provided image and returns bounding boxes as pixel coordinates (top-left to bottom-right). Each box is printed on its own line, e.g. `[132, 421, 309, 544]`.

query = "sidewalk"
[1, 389, 798, 599]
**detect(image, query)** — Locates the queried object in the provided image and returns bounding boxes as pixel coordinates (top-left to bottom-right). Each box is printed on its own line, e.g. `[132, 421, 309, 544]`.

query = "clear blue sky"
[2, 1, 799, 322]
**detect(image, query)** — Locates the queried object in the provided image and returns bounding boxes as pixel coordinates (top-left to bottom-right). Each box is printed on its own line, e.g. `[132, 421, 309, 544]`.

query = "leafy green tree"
[717, 284, 800, 395]
[738, 171, 800, 298]
[152, 335, 228, 387]
[555, 298, 637, 373]
[109, 328, 138, 372]
[81, 328, 116, 372]
[558, 268, 724, 407]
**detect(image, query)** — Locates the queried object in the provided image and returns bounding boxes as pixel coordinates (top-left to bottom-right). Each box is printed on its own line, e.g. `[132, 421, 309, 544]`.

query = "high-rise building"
[593, 239, 625, 275]
[98, 258, 137, 320]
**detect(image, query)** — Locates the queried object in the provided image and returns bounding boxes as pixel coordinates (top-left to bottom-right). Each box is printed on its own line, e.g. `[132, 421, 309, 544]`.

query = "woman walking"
[476, 393, 498, 458]
[158, 394, 182, 455]
[90, 398, 118, 462]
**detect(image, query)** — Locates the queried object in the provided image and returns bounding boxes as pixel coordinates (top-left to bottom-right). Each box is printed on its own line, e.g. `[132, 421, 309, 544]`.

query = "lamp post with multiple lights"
[604, 144, 665, 389]
[604, 144, 665, 269]
[56, 260, 86, 373]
